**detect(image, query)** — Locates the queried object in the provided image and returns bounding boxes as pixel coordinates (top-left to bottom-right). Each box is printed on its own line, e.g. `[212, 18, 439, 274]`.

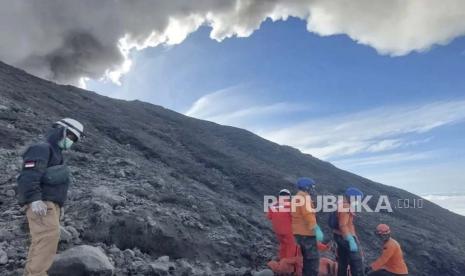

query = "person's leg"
[335, 234, 349, 276]
[305, 236, 320, 276]
[282, 233, 297, 258]
[295, 235, 308, 275]
[295, 235, 319, 276]
[348, 250, 365, 276]
[348, 237, 365, 276]
[24, 202, 60, 276]
[277, 234, 286, 259]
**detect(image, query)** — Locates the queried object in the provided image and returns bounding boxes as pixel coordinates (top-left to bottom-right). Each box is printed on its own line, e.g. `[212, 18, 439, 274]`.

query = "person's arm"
[266, 207, 273, 220]
[339, 204, 358, 251]
[371, 242, 395, 271]
[338, 210, 351, 236]
[17, 144, 50, 205]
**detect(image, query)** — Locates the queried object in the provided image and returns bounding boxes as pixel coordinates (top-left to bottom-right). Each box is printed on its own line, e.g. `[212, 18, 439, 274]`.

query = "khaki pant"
[24, 201, 61, 276]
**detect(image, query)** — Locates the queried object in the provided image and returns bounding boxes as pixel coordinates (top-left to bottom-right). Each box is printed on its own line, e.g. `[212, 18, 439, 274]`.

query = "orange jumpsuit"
[333, 201, 364, 276]
[291, 191, 317, 236]
[267, 200, 297, 259]
[292, 190, 319, 276]
[333, 202, 356, 237]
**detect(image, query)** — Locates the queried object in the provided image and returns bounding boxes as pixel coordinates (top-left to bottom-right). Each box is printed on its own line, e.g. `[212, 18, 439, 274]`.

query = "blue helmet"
[296, 177, 316, 190]
[345, 187, 364, 198]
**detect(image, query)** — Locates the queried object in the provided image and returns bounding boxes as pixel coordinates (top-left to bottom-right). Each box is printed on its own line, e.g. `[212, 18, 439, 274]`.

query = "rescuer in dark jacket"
[17, 118, 84, 276]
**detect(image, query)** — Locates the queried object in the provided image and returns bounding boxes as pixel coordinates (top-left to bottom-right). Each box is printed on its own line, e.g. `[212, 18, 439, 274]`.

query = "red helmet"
[376, 224, 391, 235]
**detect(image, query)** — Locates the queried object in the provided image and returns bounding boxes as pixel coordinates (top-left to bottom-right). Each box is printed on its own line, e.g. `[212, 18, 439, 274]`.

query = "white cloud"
[1, 0, 465, 85]
[354, 160, 465, 194]
[207, 102, 307, 125]
[423, 194, 465, 216]
[186, 92, 465, 198]
[261, 100, 465, 159]
[187, 94, 465, 161]
[185, 86, 250, 119]
[333, 151, 434, 168]
[185, 86, 309, 127]
[366, 139, 404, 153]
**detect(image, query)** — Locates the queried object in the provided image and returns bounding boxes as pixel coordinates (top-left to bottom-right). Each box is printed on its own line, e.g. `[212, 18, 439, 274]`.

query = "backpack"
[328, 211, 339, 230]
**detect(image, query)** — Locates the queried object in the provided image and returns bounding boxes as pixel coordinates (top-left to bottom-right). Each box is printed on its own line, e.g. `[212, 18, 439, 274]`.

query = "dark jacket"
[17, 127, 70, 207]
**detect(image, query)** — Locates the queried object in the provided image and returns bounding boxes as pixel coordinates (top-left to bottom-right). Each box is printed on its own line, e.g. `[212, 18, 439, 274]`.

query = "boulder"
[49, 245, 114, 276]
[59, 226, 73, 242]
[108, 245, 121, 255]
[92, 186, 126, 207]
[157, 255, 170, 262]
[65, 226, 80, 239]
[5, 190, 15, 197]
[0, 248, 8, 265]
[252, 269, 274, 276]
[123, 248, 135, 259]
[0, 229, 15, 242]
[149, 255, 175, 275]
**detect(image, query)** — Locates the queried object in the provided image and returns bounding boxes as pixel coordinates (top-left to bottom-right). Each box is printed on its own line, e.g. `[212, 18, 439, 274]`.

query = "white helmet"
[54, 118, 84, 141]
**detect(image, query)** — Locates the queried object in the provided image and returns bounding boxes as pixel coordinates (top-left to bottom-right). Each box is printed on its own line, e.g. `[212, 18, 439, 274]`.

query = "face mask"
[376, 234, 390, 243]
[58, 137, 74, 150]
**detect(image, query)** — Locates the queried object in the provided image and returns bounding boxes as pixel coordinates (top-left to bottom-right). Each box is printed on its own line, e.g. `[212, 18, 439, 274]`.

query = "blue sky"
[88, 18, 465, 199]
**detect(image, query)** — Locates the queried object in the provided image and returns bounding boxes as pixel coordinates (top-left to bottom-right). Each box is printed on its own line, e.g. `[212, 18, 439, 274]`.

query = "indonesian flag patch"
[24, 160, 36, 168]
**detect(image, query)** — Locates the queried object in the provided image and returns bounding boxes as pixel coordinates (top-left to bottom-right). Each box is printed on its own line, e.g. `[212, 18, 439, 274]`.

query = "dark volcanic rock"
[48, 245, 114, 276]
[0, 60, 465, 275]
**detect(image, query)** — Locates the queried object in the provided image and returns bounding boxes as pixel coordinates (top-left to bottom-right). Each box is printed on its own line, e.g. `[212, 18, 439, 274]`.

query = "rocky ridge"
[1, 61, 465, 275]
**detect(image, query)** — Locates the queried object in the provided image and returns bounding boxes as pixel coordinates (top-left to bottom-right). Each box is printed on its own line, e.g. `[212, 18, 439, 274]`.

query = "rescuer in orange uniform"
[267, 188, 298, 259]
[332, 187, 365, 276]
[292, 177, 324, 276]
[366, 224, 409, 276]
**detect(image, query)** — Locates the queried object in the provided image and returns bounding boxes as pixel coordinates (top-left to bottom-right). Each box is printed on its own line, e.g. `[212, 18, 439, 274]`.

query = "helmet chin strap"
[61, 127, 69, 150]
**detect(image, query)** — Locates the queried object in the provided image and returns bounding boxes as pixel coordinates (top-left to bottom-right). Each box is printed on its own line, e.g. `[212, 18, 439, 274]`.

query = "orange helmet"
[376, 224, 391, 235]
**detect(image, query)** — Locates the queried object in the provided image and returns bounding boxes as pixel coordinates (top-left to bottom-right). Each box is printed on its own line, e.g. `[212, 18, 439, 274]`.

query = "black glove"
[365, 266, 372, 274]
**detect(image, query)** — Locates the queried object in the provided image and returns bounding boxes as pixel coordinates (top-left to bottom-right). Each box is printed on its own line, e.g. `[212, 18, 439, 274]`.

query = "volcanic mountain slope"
[0, 60, 464, 275]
